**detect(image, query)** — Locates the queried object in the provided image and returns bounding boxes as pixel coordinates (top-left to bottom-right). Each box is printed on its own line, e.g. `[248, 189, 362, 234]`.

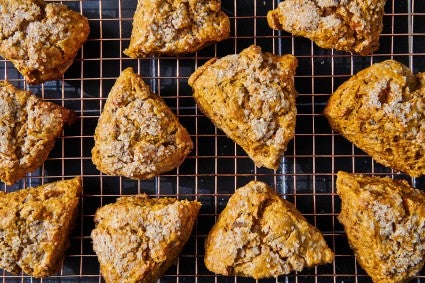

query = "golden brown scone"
[188, 45, 297, 169]
[204, 181, 334, 279]
[267, 0, 386, 55]
[91, 195, 201, 283]
[0, 177, 82, 277]
[0, 80, 78, 185]
[0, 0, 90, 84]
[123, 0, 230, 57]
[324, 60, 425, 177]
[337, 171, 425, 283]
[91, 67, 193, 179]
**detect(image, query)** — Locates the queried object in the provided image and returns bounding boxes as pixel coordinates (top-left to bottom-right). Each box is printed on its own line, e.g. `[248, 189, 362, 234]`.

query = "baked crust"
[188, 45, 297, 169]
[91, 195, 201, 283]
[267, 0, 386, 55]
[204, 181, 334, 279]
[92, 67, 193, 179]
[337, 171, 425, 283]
[0, 177, 82, 277]
[0, 80, 78, 185]
[0, 0, 90, 84]
[124, 0, 230, 57]
[324, 60, 425, 177]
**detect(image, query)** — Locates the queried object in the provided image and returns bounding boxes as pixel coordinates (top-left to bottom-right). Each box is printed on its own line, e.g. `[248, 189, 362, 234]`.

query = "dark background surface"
[1, 0, 425, 282]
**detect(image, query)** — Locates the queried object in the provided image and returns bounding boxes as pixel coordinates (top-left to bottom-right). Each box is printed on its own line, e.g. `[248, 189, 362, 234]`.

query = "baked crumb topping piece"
[189, 45, 297, 170]
[0, 80, 78, 185]
[324, 60, 425, 177]
[0, 177, 82, 277]
[0, 0, 90, 84]
[204, 181, 334, 279]
[124, 0, 230, 57]
[337, 171, 425, 283]
[91, 67, 193, 179]
[267, 0, 386, 55]
[91, 195, 201, 283]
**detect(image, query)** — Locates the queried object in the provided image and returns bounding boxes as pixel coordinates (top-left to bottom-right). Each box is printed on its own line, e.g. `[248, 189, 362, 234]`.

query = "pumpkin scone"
[188, 45, 297, 170]
[0, 177, 82, 277]
[267, 0, 386, 55]
[0, 80, 78, 185]
[324, 60, 425, 177]
[0, 0, 90, 84]
[204, 181, 334, 279]
[337, 171, 425, 283]
[92, 67, 193, 179]
[91, 195, 201, 283]
[123, 0, 230, 57]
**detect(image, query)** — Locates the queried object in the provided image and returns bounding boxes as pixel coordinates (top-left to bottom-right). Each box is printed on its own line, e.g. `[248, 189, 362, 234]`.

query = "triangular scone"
[0, 0, 90, 84]
[204, 181, 334, 279]
[0, 177, 81, 277]
[188, 45, 297, 169]
[92, 67, 193, 179]
[91, 195, 201, 283]
[0, 81, 78, 185]
[337, 171, 425, 283]
[123, 0, 230, 57]
[324, 60, 425, 177]
[267, 0, 386, 55]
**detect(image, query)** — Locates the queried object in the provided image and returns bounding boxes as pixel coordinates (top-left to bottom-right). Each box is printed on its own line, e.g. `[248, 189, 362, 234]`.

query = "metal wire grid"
[0, 0, 425, 282]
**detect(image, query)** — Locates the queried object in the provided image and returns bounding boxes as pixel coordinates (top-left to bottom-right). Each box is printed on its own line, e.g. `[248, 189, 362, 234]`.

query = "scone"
[324, 60, 425, 177]
[0, 177, 82, 277]
[91, 195, 201, 283]
[0, 80, 78, 185]
[124, 0, 230, 57]
[0, 0, 90, 84]
[204, 181, 334, 279]
[188, 45, 297, 169]
[267, 0, 386, 55]
[91, 67, 193, 179]
[337, 171, 425, 283]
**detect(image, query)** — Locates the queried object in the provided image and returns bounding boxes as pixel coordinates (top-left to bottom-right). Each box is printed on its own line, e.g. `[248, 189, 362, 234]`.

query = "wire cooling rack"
[1, 0, 425, 282]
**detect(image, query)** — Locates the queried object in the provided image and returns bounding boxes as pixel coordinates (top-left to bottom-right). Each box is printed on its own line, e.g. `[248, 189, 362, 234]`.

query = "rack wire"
[1, 0, 425, 282]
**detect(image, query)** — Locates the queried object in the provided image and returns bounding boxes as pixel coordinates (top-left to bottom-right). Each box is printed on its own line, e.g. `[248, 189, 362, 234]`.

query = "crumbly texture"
[204, 181, 334, 279]
[324, 60, 425, 177]
[0, 0, 90, 84]
[188, 45, 297, 169]
[124, 0, 230, 57]
[92, 67, 193, 179]
[337, 171, 425, 283]
[0, 81, 78, 185]
[267, 0, 386, 55]
[91, 195, 201, 283]
[0, 177, 81, 277]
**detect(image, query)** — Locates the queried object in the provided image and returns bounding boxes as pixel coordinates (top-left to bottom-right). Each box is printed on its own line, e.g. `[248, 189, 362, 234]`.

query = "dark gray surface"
[1, 0, 425, 282]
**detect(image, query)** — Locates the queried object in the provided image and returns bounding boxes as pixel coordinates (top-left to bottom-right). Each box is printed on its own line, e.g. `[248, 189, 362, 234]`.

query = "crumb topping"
[337, 172, 425, 282]
[189, 45, 297, 169]
[267, 0, 386, 55]
[204, 181, 334, 279]
[275, 0, 321, 31]
[0, 80, 76, 185]
[0, 177, 81, 277]
[324, 60, 425, 177]
[92, 68, 193, 179]
[0, 0, 89, 84]
[124, 0, 230, 57]
[91, 195, 200, 283]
